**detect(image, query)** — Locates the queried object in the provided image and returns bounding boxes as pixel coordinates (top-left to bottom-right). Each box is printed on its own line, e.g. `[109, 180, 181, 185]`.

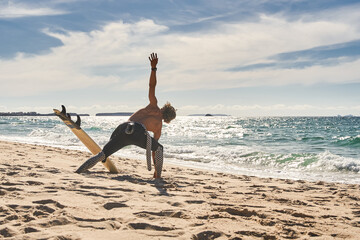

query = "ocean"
[0, 115, 359, 184]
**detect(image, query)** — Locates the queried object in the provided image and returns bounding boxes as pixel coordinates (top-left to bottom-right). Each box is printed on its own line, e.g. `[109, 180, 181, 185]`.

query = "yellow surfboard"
[53, 105, 119, 173]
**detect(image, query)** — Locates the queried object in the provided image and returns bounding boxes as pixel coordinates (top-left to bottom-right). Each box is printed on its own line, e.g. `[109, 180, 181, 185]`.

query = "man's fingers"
[149, 52, 158, 61]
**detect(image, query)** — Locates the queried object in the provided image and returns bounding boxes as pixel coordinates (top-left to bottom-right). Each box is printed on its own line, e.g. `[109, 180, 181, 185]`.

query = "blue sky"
[0, 0, 359, 116]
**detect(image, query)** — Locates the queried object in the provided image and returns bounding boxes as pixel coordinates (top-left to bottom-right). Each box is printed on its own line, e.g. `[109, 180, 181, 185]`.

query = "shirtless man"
[75, 53, 176, 178]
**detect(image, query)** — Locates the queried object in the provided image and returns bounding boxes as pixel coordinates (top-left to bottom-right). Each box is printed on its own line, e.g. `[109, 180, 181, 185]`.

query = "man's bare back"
[129, 104, 163, 140]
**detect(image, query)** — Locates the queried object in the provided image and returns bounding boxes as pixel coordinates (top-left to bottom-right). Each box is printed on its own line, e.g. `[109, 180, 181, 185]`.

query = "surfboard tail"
[53, 105, 119, 173]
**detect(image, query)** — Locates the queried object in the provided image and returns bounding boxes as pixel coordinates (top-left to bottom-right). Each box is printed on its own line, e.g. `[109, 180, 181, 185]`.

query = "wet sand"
[0, 140, 360, 239]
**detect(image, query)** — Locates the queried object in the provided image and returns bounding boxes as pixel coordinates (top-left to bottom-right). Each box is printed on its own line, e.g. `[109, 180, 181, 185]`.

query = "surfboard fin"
[76, 115, 81, 127]
[61, 105, 66, 115]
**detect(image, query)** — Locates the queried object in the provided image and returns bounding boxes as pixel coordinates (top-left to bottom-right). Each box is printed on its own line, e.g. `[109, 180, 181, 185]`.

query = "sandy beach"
[0, 140, 359, 239]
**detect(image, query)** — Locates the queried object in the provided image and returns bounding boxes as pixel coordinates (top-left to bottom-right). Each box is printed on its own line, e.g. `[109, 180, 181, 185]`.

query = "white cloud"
[1, 6, 360, 97]
[0, 1, 67, 18]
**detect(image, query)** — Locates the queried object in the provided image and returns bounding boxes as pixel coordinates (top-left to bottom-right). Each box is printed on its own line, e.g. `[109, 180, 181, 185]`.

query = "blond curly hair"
[161, 102, 176, 123]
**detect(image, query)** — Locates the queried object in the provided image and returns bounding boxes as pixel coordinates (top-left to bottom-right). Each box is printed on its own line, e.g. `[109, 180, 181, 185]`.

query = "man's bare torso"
[128, 104, 162, 139]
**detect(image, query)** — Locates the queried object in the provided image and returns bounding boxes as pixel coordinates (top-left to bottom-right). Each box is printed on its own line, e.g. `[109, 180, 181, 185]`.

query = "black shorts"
[102, 122, 162, 158]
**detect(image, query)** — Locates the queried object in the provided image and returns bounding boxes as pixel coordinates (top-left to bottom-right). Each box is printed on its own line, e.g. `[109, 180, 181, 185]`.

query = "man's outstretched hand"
[149, 53, 158, 68]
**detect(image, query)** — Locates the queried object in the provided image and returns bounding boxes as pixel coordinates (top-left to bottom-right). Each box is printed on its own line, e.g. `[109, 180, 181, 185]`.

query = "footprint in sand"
[191, 230, 223, 240]
[185, 200, 205, 204]
[0, 199, 67, 232]
[33, 199, 65, 209]
[79, 185, 134, 192]
[39, 217, 71, 228]
[134, 210, 189, 219]
[0, 227, 18, 238]
[23, 227, 39, 234]
[103, 202, 128, 210]
[33, 205, 56, 216]
[128, 222, 175, 231]
[217, 207, 267, 219]
[169, 202, 184, 207]
[235, 231, 276, 240]
[2, 201, 66, 228]
[74, 217, 122, 230]
[197, 213, 231, 220]
[26, 181, 43, 186]
[6, 171, 19, 176]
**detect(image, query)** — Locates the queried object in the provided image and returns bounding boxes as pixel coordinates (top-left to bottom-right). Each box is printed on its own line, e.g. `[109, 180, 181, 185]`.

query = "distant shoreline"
[0, 112, 56, 116]
[0, 112, 89, 117]
[95, 112, 133, 116]
[0, 112, 230, 117]
[1, 112, 358, 117]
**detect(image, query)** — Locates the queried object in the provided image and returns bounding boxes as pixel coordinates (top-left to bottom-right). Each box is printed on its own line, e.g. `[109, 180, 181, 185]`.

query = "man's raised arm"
[148, 53, 158, 106]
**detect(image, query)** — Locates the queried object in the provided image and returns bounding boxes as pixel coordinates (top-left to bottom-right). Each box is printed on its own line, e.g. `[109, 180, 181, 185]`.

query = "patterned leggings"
[102, 122, 162, 158]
